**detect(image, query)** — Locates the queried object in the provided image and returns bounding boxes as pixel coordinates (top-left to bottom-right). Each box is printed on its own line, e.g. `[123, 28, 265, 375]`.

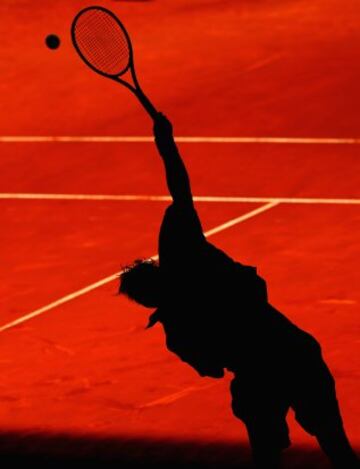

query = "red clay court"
[0, 0, 359, 467]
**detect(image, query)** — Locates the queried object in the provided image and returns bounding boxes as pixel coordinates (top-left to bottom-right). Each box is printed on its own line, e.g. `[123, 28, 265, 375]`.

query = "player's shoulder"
[163, 202, 200, 227]
[166, 201, 196, 214]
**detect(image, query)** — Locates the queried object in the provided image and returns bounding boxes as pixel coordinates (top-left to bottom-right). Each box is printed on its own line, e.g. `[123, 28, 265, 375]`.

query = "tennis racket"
[71, 5, 158, 120]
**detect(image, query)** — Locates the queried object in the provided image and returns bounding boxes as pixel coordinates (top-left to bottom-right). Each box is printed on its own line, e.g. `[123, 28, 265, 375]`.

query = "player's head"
[119, 259, 161, 308]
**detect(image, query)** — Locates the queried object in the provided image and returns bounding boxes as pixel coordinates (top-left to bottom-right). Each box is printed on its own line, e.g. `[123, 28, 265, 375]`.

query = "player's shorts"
[229, 332, 344, 452]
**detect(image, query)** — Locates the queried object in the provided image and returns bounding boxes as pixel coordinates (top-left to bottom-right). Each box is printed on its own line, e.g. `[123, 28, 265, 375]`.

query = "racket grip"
[135, 88, 158, 120]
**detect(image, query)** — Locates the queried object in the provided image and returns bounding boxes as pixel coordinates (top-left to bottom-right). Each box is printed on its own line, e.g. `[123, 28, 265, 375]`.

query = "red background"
[0, 0, 359, 466]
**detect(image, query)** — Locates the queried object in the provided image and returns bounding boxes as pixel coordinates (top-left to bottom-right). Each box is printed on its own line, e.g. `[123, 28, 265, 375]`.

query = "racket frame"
[71, 5, 158, 119]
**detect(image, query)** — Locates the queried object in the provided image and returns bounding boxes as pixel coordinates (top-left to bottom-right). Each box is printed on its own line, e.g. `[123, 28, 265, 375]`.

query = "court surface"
[0, 0, 359, 467]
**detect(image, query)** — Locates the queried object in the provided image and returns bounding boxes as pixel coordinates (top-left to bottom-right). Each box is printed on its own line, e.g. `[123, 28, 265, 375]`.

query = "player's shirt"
[146, 203, 272, 376]
[147, 203, 324, 388]
[158, 203, 268, 304]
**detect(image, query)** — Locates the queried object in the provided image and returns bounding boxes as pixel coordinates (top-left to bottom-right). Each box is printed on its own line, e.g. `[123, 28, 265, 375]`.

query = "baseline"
[0, 136, 360, 144]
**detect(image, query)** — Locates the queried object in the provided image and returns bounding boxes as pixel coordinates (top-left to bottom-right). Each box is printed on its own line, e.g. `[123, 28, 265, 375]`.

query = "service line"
[0, 202, 277, 333]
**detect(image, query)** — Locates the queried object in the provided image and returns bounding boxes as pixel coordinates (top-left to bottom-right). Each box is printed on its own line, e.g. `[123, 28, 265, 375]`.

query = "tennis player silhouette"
[119, 114, 358, 469]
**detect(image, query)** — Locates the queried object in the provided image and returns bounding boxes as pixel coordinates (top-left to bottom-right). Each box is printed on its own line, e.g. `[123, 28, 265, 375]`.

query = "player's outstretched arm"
[153, 113, 193, 206]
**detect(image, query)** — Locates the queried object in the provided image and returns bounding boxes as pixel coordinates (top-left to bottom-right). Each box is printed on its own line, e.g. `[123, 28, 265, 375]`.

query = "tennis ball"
[45, 34, 61, 50]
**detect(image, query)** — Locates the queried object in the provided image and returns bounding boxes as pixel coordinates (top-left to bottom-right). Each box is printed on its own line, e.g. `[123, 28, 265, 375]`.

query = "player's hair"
[119, 258, 161, 308]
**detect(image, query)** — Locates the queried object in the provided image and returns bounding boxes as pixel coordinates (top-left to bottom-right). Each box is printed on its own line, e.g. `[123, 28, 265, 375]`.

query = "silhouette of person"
[119, 114, 358, 469]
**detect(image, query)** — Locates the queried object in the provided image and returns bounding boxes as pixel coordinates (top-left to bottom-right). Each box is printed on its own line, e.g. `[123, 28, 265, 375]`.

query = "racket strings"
[73, 9, 130, 76]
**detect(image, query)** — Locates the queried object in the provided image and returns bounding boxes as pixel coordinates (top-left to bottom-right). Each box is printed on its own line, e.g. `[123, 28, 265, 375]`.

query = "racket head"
[71, 6, 133, 79]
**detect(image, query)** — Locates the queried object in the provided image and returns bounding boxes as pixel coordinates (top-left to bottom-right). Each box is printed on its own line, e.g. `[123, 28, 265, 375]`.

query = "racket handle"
[135, 88, 158, 120]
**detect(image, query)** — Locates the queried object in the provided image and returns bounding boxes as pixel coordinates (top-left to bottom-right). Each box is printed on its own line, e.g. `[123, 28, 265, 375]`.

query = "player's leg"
[230, 376, 290, 469]
[291, 335, 359, 468]
[315, 424, 359, 468]
[245, 421, 284, 469]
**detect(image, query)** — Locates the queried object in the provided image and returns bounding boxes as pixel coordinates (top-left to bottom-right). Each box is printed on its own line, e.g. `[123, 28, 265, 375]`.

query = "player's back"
[158, 203, 319, 375]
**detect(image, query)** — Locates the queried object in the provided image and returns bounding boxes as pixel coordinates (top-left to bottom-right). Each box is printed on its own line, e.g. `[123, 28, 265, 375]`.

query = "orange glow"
[0, 0, 359, 466]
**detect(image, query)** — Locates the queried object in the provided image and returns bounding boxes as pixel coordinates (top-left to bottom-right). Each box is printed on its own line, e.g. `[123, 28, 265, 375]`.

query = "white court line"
[0, 202, 277, 333]
[138, 383, 219, 409]
[0, 136, 360, 144]
[1, 193, 360, 205]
